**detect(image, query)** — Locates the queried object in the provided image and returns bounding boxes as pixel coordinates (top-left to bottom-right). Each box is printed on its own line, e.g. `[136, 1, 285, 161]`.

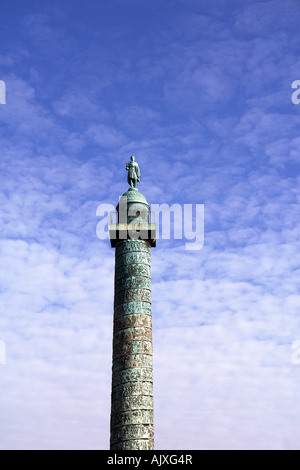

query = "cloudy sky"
[0, 0, 300, 450]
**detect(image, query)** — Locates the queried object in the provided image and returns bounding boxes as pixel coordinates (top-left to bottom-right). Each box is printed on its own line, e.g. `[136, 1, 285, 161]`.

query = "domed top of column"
[116, 187, 150, 211]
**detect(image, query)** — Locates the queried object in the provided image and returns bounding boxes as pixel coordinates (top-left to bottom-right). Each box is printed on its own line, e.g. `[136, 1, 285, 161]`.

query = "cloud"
[0, 236, 114, 450]
[234, 0, 300, 36]
[86, 123, 128, 149]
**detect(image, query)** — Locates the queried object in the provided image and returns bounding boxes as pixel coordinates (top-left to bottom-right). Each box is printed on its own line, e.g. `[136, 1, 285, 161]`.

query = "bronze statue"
[126, 156, 140, 188]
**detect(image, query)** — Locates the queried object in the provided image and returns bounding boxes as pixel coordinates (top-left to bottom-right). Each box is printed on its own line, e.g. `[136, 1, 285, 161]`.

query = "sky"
[0, 0, 300, 450]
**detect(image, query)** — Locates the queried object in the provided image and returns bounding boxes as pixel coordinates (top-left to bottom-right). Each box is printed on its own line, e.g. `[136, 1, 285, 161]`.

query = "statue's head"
[130, 155, 135, 162]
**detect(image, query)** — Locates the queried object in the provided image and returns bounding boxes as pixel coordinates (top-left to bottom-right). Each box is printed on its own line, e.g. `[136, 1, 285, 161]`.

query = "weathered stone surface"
[116, 240, 150, 256]
[112, 367, 153, 387]
[115, 275, 151, 292]
[113, 327, 152, 345]
[116, 251, 151, 270]
[112, 353, 153, 373]
[110, 424, 154, 445]
[111, 409, 154, 428]
[113, 339, 152, 358]
[111, 395, 154, 414]
[112, 381, 153, 399]
[114, 301, 151, 316]
[114, 314, 152, 333]
[110, 220, 154, 450]
[111, 439, 154, 450]
[115, 263, 151, 280]
[115, 288, 151, 305]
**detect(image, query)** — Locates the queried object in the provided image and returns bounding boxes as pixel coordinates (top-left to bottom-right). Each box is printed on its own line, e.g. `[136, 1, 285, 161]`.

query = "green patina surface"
[109, 165, 156, 450]
[110, 239, 154, 450]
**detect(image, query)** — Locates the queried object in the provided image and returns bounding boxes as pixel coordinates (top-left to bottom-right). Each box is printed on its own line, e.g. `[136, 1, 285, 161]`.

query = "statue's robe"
[128, 162, 140, 185]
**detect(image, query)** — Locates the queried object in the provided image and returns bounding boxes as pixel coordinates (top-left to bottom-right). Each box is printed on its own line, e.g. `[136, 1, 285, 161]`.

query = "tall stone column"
[109, 174, 156, 450]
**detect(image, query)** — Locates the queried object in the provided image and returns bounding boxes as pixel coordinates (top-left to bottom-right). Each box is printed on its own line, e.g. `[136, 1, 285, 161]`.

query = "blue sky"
[0, 0, 300, 449]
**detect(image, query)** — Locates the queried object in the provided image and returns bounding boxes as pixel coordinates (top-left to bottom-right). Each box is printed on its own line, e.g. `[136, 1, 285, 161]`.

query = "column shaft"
[110, 239, 154, 450]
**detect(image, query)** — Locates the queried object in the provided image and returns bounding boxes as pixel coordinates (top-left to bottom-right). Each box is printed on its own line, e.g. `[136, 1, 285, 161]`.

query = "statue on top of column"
[126, 156, 140, 189]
